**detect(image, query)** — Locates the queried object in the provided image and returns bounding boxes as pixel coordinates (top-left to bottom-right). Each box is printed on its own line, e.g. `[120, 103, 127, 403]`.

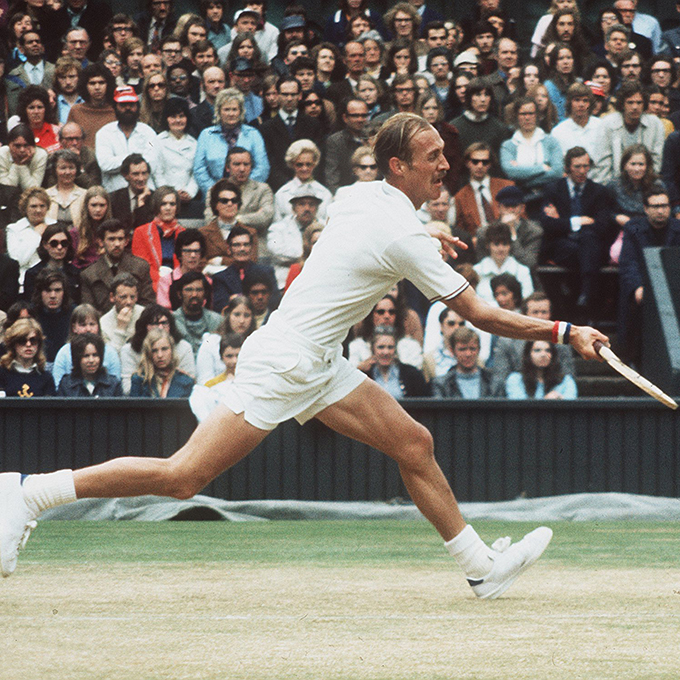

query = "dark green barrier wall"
[1, 398, 677, 502]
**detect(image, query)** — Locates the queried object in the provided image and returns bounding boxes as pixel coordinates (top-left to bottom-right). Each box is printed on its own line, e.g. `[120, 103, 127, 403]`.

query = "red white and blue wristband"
[552, 320, 572, 345]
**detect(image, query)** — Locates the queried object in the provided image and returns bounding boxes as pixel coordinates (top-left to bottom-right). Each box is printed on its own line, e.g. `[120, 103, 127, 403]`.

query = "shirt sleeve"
[382, 231, 469, 303]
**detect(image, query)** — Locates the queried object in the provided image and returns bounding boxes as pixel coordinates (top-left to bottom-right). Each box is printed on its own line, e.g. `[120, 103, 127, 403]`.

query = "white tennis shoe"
[468, 526, 553, 600]
[0, 472, 38, 578]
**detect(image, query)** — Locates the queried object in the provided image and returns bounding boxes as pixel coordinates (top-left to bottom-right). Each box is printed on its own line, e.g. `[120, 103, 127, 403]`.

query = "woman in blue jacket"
[506, 340, 577, 400]
[193, 88, 269, 196]
[57, 333, 123, 397]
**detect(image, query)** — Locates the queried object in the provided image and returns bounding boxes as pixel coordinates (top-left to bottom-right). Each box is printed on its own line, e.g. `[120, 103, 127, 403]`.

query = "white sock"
[22, 470, 77, 516]
[445, 525, 494, 580]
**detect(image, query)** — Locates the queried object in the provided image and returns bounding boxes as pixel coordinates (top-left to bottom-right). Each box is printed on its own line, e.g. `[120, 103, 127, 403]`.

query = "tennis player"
[1, 114, 608, 598]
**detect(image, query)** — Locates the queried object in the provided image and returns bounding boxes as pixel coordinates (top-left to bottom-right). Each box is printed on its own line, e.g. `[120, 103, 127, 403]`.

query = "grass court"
[2, 519, 679, 680]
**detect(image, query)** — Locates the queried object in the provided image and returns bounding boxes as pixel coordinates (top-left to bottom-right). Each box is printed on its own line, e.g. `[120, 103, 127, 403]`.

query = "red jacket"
[131, 220, 185, 291]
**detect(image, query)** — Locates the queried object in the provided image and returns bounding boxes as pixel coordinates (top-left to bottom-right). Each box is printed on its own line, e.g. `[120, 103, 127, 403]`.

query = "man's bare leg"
[316, 378, 465, 542]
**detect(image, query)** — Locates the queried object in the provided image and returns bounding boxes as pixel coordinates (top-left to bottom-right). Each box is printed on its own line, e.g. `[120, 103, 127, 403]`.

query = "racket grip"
[593, 340, 604, 354]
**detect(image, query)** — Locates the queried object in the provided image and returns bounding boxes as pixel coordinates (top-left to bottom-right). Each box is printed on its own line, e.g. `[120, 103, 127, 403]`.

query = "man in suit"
[539, 146, 615, 309]
[260, 77, 324, 192]
[454, 142, 513, 239]
[47, 0, 113, 62]
[6, 31, 55, 116]
[190, 66, 226, 137]
[211, 226, 278, 314]
[135, 0, 178, 54]
[326, 41, 366, 109]
[108, 154, 156, 232]
[323, 98, 369, 194]
[80, 218, 155, 314]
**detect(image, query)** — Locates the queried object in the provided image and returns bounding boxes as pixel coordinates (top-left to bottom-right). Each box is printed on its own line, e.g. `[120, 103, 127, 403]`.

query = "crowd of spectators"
[0, 0, 679, 401]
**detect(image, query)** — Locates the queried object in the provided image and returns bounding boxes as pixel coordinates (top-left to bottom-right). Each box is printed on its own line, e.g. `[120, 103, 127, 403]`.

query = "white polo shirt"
[278, 180, 469, 349]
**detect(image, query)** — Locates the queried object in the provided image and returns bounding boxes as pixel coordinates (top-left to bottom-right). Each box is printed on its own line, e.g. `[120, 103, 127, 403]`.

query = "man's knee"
[162, 457, 210, 500]
[396, 423, 435, 469]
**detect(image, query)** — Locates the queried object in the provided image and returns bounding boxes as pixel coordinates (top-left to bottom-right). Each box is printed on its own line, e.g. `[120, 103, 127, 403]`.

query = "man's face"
[525, 299, 551, 319]
[292, 198, 319, 227]
[68, 0, 87, 9]
[428, 191, 451, 222]
[227, 152, 252, 184]
[644, 194, 671, 229]
[427, 28, 447, 50]
[42, 282, 65, 310]
[102, 229, 128, 260]
[373, 335, 396, 367]
[614, 0, 635, 26]
[430, 56, 450, 81]
[228, 234, 252, 264]
[570, 95, 591, 120]
[568, 153, 591, 184]
[58, 69, 79, 95]
[21, 32, 43, 60]
[279, 80, 301, 114]
[343, 100, 369, 133]
[141, 54, 162, 77]
[86, 76, 107, 104]
[555, 14, 575, 41]
[231, 70, 255, 94]
[393, 80, 416, 111]
[111, 21, 134, 48]
[497, 40, 518, 71]
[248, 283, 270, 314]
[606, 31, 628, 57]
[284, 44, 308, 65]
[479, 0, 500, 11]
[161, 41, 182, 68]
[441, 312, 465, 342]
[124, 161, 150, 194]
[620, 56, 642, 81]
[470, 89, 491, 115]
[203, 67, 226, 99]
[115, 101, 139, 127]
[283, 27, 305, 43]
[474, 32, 495, 56]
[181, 280, 205, 314]
[489, 240, 511, 264]
[151, 0, 171, 21]
[393, 11, 414, 37]
[66, 30, 90, 60]
[623, 93, 645, 125]
[179, 240, 202, 271]
[9, 137, 33, 164]
[493, 284, 515, 310]
[344, 43, 365, 75]
[648, 92, 669, 117]
[194, 49, 217, 72]
[111, 284, 138, 313]
[235, 15, 258, 34]
[453, 340, 480, 373]
[294, 68, 315, 92]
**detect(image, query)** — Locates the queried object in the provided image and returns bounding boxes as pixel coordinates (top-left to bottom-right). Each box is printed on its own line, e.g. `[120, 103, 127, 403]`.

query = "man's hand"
[425, 224, 468, 260]
[580, 216, 594, 226]
[569, 325, 609, 360]
[634, 286, 643, 304]
[137, 187, 152, 206]
[178, 190, 192, 203]
[116, 306, 134, 329]
[543, 203, 559, 219]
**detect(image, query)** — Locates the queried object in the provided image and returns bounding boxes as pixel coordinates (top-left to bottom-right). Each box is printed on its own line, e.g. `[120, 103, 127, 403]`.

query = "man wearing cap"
[452, 51, 480, 78]
[229, 57, 263, 124]
[95, 86, 158, 192]
[267, 185, 323, 290]
[551, 82, 604, 167]
[454, 141, 513, 238]
[476, 185, 543, 270]
[229, 4, 279, 63]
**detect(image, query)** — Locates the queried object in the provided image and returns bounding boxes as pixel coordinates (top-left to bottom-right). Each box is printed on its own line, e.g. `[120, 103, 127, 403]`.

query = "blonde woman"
[45, 149, 87, 229]
[129, 328, 194, 397]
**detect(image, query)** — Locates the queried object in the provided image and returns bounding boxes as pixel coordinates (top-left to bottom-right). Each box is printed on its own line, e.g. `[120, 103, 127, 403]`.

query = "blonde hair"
[213, 88, 245, 125]
[19, 187, 50, 216]
[1, 318, 46, 370]
[137, 328, 178, 387]
[285, 139, 321, 169]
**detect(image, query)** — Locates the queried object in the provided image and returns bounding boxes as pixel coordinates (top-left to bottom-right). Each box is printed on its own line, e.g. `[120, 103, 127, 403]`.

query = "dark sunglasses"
[47, 239, 69, 248]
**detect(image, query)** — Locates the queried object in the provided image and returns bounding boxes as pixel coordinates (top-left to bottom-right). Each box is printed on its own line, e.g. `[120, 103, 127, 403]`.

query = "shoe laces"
[19, 520, 37, 551]
[491, 536, 511, 553]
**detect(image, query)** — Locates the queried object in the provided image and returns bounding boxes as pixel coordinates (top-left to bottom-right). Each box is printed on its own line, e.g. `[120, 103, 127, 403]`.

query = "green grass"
[23, 519, 680, 569]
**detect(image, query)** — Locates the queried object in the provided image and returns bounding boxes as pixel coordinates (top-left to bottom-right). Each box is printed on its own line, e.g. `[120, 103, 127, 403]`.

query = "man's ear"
[387, 155, 405, 178]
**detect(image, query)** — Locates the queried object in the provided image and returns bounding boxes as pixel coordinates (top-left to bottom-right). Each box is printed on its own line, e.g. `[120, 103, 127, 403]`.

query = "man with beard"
[95, 86, 158, 192]
[172, 272, 222, 356]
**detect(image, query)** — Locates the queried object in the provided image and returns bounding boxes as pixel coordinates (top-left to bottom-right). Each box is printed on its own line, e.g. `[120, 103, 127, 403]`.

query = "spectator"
[618, 186, 680, 365]
[593, 80, 664, 185]
[454, 141, 513, 239]
[119, 36, 146, 91]
[260, 77, 325, 192]
[51, 303, 122, 387]
[189, 65, 226, 137]
[44, 123, 102, 189]
[100, 49, 124, 85]
[129, 327, 194, 397]
[274, 139, 332, 222]
[312, 41, 343, 91]
[154, 97, 199, 211]
[212, 226, 277, 314]
[355, 74, 386, 121]
[6, 187, 56, 290]
[80, 218, 154, 314]
[203, 0, 231, 52]
[50, 0, 113, 61]
[364, 326, 429, 398]
[432, 327, 503, 398]
[104, 14, 138, 56]
[44, 149, 86, 230]
[324, 0, 386, 47]
[193, 87, 269, 197]
[0, 124, 48, 191]
[23, 223, 80, 304]
[100, 273, 145, 352]
[500, 96, 564, 193]
[444, 70, 471, 121]
[333, 145, 380, 201]
[425, 46, 453, 105]
[506, 340, 577, 399]
[348, 294, 423, 370]
[138, 72, 169, 133]
[614, 0, 660, 55]
[15, 85, 60, 154]
[31, 268, 73, 367]
[52, 56, 83, 125]
[95, 85, 158, 193]
[473, 222, 533, 305]
[326, 41, 366, 109]
[229, 7, 278, 64]
[540, 146, 616, 310]
[166, 61, 194, 107]
[583, 60, 617, 116]
[476, 186, 543, 270]
[71, 185, 112, 269]
[131, 186, 185, 291]
[268, 185, 324, 291]
[422, 307, 465, 381]
[120, 303, 195, 393]
[227, 57, 262, 123]
[172, 272, 222, 356]
[530, 0, 577, 58]
[284, 222, 324, 293]
[0, 318, 56, 397]
[136, 0, 177, 53]
[487, 38, 520, 112]
[661, 3, 680, 60]
[195, 294, 256, 384]
[108, 154, 156, 232]
[6, 29, 54, 116]
[602, 23, 633, 70]
[618, 49, 643, 84]
[383, 38, 417, 85]
[324, 98, 369, 194]
[422, 190, 476, 265]
[243, 270, 275, 329]
[56, 332, 123, 397]
[159, 230, 207, 310]
[62, 28, 92, 69]
[384, 2, 420, 45]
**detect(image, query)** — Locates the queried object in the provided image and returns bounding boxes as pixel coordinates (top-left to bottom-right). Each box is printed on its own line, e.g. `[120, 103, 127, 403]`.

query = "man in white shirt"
[95, 86, 158, 192]
[228, 5, 279, 64]
[3, 114, 607, 601]
[99, 273, 144, 351]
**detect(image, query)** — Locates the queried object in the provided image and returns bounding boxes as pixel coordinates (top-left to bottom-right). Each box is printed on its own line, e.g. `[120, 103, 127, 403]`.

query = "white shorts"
[219, 313, 366, 430]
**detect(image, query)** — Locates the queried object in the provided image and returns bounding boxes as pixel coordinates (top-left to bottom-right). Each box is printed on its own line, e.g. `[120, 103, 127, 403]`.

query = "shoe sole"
[476, 527, 553, 600]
